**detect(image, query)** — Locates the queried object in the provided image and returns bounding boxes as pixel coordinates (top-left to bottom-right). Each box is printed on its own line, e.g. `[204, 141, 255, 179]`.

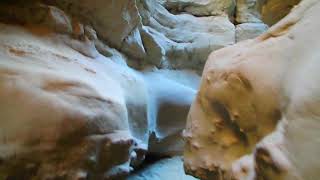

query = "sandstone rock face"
[236, 0, 301, 25]
[45, 0, 237, 72]
[0, 0, 230, 178]
[46, 0, 277, 70]
[234, 0, 301, 42]
[138, 0, 235, 70]
[184, 0, 320, 179]
[0, 0, 301, 179]
[0, 22, 199, 179]
[52, 0, 300, 71]
[261, 0, 301, 25]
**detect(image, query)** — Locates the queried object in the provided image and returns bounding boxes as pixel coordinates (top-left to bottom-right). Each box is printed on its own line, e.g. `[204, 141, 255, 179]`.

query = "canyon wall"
[0, 0, 304, 179]
[184, 0, 319, 179]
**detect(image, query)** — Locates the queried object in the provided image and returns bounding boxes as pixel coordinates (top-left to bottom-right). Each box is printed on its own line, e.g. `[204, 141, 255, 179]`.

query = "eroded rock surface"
[0, 0, 304, 179]
[0, 4, 200, 176]
[184, 0, 320, 179]
[44, 0, 236, 72]
[0, 21, 199, 179]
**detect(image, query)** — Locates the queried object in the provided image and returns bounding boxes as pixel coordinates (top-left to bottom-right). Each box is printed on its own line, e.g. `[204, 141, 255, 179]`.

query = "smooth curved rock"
[0, 22, 199, 179]
[0, 0, 303, 179]
[184, 0, 320, 179]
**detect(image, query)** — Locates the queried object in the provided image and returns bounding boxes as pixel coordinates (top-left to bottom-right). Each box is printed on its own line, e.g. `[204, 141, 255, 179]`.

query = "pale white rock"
[45, 0, 236, 71]
[138, 0, 235, 70]
[0, 22, 199, 179]
[0, 23, 145, 179]
[235, 23, 268, 42]
[0, 0, 280, 179]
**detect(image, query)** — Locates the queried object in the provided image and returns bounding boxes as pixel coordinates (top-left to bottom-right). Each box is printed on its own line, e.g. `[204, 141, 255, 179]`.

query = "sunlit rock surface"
[184, 0, 320, 179]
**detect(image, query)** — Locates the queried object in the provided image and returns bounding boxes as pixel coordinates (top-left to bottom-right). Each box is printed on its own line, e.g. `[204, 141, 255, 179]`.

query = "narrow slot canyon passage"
[1, 0, 320, 180]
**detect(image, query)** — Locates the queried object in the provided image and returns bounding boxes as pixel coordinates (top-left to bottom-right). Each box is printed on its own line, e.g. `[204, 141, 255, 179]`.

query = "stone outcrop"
[47, 0, 292, 71]
[44, 0, 235, 72]
[184, 0, 320, 179]
[0, 21, 198, 179]
[0, 0, 305, 179]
